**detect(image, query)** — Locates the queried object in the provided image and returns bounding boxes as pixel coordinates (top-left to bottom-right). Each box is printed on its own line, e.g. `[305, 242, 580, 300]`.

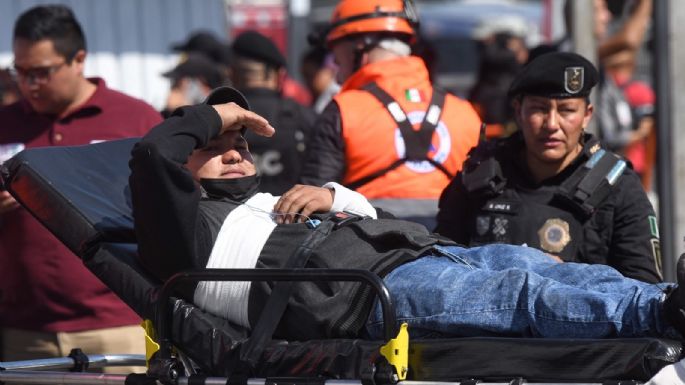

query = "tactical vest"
[461, 140, 627, 261]
[346, 82, 450, 186]
[335, 57, 481, 199]
[245, 97, 312, 195]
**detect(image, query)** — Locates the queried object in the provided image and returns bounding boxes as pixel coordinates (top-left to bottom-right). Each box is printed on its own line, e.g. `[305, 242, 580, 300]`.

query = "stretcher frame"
[0, 138, 682, 385]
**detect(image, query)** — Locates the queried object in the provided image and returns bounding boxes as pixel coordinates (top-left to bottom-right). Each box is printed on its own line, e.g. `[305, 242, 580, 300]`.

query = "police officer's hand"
[0, 191, 20, 215]
[273, 184, 335, 224]
[212, 103, 275, 137]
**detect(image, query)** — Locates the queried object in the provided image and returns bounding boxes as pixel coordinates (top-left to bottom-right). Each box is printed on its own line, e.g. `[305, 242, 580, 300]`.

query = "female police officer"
[435, 52, 662, 283]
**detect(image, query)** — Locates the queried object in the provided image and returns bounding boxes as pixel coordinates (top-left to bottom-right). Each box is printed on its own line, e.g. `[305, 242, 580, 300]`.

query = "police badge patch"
[564, 67, 584, 94]
[538, 218, 571, 253]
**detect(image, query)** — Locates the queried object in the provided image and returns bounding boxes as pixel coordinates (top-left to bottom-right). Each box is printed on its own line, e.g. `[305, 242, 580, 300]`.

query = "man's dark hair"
[302, 46, 328, 69]
[13, 4, 86, 63]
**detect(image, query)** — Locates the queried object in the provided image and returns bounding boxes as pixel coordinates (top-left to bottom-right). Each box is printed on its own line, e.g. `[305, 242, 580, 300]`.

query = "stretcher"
[0, 138, 682, 385]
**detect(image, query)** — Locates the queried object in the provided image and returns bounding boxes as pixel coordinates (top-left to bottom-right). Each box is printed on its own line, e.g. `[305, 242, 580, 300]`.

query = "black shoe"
[663, 253, 685, 336]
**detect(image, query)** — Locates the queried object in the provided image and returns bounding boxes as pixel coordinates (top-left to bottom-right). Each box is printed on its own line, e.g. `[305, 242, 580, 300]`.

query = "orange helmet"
[326, 0, 418, 46]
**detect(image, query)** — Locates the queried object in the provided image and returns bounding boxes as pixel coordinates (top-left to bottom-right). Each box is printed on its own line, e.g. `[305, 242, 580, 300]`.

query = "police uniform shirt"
[435, 132, 663, 283]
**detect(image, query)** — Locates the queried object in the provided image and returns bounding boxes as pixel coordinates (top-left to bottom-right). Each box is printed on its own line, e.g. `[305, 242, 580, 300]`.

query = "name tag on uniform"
[482, 201, 518, 214]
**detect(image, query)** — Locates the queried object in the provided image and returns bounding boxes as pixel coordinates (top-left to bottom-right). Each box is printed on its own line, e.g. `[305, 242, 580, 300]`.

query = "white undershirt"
[193, 183, 376, 327]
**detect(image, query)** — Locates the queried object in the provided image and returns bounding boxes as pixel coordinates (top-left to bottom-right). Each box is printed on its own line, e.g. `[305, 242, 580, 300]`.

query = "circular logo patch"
[538, 218, 571, 254]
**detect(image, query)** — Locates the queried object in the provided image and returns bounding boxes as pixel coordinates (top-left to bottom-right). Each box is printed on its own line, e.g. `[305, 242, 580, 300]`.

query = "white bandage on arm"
[323, 182, 377, 219]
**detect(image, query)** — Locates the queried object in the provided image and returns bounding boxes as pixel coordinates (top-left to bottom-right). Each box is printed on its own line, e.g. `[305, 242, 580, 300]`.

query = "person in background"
[528, 0, 653, 170]
[300, 46, 340, 114]
[0, 68, 20, 106]
[595, 0, 653, 170]
[0, 4, 161, 372]
[229, 30, 316, 195]
[600, 0, 655, 191]
[170, 30, 232, 79]
[469, 32, 527, 139]
[299, 0, 481, 229]
[0, 67, 21, 236]
[604, 48, 655, 190]
[280, 74, 313, 107]
[435, 52, 662, 284]
[161, 53, 226, 117]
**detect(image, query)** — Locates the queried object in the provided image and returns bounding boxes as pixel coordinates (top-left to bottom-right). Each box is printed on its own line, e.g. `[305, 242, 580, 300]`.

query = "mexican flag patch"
[405, 88, 422, 103]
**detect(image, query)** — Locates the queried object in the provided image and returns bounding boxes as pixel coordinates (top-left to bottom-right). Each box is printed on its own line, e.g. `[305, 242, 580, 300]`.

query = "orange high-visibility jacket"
[335, 56, 482, 199]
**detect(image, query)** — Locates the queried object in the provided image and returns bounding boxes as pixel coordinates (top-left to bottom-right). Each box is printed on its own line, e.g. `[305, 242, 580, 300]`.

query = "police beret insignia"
[564, 67, 584, 94]
[508, 52, 599, 99]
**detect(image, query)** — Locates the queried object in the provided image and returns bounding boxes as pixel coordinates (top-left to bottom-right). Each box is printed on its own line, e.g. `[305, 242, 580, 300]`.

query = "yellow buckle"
[379, 323, 409, 380]
[141, 319, 160, 367]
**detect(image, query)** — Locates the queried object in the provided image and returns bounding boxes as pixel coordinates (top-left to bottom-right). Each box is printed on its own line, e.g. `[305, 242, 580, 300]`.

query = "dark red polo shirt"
[0, 78, 162, 332]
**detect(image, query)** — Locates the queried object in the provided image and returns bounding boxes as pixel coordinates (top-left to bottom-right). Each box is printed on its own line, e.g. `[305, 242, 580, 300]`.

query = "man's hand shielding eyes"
[212, 103, 275, 137]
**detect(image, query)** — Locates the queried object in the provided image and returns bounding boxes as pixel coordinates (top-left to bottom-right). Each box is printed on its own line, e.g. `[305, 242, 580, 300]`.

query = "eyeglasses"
[11, 61, 67, 84]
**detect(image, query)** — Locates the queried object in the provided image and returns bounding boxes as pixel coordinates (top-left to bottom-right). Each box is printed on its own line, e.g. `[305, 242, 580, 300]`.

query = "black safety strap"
[557, 149, 626, 219]
[239, 220, 337, 367]
[346, 83, 450, 190]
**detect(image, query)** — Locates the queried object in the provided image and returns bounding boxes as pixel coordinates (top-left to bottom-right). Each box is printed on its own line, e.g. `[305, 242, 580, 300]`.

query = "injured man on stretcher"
[130, 86, 685, 342]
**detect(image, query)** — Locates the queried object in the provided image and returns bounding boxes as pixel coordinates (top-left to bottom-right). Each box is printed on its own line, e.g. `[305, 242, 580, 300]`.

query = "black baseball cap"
[203, 86, 251, 135]
[162, 54, 224, 89]
[508, 51, 599, 99]
[171, 31, 231, 64]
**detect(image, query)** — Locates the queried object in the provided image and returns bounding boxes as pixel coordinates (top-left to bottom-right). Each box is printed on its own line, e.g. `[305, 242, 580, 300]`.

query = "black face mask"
[200, 174, 261, 203]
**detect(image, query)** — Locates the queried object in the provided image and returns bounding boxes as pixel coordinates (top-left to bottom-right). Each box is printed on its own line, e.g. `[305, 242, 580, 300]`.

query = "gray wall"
[0, 0, 228, 109]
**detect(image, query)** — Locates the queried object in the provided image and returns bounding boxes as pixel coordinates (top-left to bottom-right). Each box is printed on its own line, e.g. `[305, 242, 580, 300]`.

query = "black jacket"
[129, 104, 453, 339]
[435, 132, 662, 283]
[298, 101, 346, 187]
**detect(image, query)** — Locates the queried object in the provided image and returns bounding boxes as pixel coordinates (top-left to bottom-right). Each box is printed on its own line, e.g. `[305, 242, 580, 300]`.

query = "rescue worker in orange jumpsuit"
[299, 0, 482, 227]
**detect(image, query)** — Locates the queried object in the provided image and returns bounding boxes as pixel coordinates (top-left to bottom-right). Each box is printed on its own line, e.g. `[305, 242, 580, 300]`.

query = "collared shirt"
[0, 78, 162, 332]
[0, 78, 161, 147]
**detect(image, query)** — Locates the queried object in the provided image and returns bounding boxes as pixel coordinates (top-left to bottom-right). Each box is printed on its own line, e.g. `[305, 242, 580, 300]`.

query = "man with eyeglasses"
[0, 4, 161, 372]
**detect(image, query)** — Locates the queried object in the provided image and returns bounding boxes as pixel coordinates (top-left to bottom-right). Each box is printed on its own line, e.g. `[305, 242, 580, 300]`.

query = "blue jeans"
[366, 244, 676, 339]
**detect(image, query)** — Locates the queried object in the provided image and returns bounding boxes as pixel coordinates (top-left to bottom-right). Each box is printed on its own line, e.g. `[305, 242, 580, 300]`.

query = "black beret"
[508, 51, 599, 99]
[203, 86, 251, 135]
[231, 30, 286, 68]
